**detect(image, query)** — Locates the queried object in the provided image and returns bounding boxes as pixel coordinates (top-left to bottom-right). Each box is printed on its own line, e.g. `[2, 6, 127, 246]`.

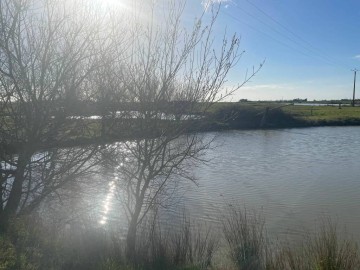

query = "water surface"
[172, 126, 360, 240]
[92, 126, 360, 242]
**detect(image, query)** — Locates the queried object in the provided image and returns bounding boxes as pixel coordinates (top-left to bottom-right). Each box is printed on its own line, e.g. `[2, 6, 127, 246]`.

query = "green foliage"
[0, 218, 46, 270]
[0, 236, 16, 270]
[205, 103, 306, 130]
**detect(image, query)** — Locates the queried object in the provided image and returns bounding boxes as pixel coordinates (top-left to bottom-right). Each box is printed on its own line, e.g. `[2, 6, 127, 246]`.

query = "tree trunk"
[1, 151, 31, 231]
[126, 218, 138, 261]
[0, 212, 5, 234]
[126, 202, 142, 262]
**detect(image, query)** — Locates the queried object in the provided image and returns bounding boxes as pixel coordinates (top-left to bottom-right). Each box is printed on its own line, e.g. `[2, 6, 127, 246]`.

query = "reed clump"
[222, 205, 359, 270]
[1, 209, 359, 269]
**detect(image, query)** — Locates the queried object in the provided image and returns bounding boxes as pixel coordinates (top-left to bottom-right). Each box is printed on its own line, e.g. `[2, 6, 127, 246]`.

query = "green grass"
[282, 105, 360, 123]
[207, 102, 360, 125]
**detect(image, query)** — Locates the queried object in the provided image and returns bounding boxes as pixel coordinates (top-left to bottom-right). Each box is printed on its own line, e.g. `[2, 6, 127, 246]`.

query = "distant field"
[282, 104, 360, 123]
[208, 102, 360, 125]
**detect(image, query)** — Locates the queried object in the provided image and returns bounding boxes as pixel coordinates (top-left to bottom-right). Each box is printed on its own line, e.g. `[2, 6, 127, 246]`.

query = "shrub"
[222, 205, 270, 269]
[0, 236, 16, 270]
[135, 214, 218, 270]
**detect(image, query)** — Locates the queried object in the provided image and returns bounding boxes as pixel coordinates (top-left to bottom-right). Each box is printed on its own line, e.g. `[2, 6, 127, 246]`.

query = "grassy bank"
[203, 102, 360, 130]
[4, 102, 360, 154]
[66, 102, 360, 140]
[282, 103, 360, 125]
[1, 207, 359, 270]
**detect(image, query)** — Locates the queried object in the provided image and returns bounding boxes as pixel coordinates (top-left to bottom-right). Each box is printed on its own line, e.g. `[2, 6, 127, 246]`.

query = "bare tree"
[103, 1, 263, 259]
[0, 0, 113, 231]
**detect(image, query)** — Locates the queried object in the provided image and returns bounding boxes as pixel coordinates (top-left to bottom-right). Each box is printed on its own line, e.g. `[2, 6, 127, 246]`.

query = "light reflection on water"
[98, 160, 126, 228]
[99, 180, 116, 225]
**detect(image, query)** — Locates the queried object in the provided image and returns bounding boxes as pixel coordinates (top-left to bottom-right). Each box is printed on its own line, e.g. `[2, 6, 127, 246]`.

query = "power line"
[241, 0, 352, 70]
[221, 10, 330, 62]
[233, 5, 319, 53]
[223, 1, 351, 70]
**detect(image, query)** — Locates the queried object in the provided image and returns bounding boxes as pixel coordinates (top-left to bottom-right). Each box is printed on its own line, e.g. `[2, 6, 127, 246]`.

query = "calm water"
[94, 126, 360, 241]
[168, 126, 360, 241]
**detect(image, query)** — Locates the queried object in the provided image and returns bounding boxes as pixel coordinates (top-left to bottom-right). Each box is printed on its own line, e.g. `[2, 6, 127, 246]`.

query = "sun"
[99, 0, 129, 9]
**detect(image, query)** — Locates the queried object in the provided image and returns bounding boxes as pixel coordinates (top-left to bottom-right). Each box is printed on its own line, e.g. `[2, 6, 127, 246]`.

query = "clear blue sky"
[181, 0, 360, 101]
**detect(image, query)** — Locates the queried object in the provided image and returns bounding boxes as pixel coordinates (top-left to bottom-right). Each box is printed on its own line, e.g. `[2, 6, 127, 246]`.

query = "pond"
[82, 126, 360, 242]
[157, 126, 360, 241]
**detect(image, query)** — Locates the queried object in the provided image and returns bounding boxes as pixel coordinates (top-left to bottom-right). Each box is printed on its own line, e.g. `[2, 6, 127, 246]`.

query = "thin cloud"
[241, 83, 295, 91]
[354, 55, 360, 60]
[201, 0, 230, 11]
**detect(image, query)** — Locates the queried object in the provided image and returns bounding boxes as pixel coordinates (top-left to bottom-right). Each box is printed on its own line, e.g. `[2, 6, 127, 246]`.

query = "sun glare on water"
[99, 180, 116, 225]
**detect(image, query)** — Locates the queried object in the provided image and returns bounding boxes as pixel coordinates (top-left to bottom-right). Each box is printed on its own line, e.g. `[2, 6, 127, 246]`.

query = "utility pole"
[352, 69, 358, 107]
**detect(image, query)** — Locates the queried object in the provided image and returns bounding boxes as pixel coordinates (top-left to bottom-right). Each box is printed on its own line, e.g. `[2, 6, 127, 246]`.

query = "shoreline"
[3, 103, 360, 153]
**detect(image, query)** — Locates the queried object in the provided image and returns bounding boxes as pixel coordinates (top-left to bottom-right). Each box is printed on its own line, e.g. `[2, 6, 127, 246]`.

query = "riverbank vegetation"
[1, 207, 359, 270]
[204, 102, 360, 130]
[4, 101, 359, 153]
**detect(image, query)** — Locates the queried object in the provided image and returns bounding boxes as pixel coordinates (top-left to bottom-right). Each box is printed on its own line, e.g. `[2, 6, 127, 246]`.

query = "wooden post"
[352, 69, 358, 107]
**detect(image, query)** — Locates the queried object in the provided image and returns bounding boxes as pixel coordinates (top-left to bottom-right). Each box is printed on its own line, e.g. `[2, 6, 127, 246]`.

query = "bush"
[0, 236, 16, 270]
[0, 217, 48, 270]
[222, 205, 272, 269]
[135, 215, 218, 270]
[280, 220, 359, 270]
